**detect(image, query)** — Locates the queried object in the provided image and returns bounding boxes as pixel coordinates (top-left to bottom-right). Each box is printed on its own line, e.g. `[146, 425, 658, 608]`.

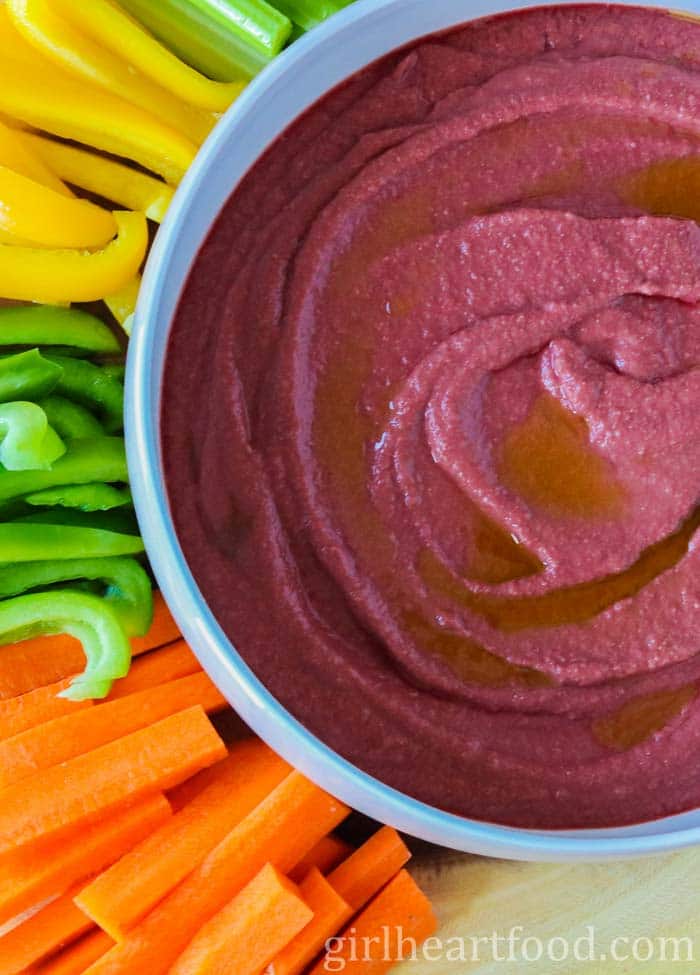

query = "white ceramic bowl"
[127, 0, 700, 860]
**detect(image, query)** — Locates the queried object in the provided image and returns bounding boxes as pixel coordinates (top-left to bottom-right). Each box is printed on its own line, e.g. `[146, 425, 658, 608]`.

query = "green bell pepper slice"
[0, 556, 152, 636]
[0, 589, 131, 700]
[0, 306, 120, 355]
[36, 396, 104, 440]
[101, 363, 126, 383]
[16, 507, 139, 534]
[25, 483, 132, 511]
[0, 349, 63, 403]
[44, 356, 124, 434]
[0, 523, 144, 561]
[0, 401, 65, 471]
[0, 437, 127, 503]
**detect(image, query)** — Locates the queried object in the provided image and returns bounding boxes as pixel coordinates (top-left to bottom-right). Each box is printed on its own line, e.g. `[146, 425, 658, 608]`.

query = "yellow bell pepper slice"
[6, 0, 216, 145]
[24, 134, 174, 223]
[0, 4, 57, 70]
[0, 211, 148, 304]
[0, 117, 69, 196]
[53, 0, 246, 113]
[0, 164, 117, 249]
[0, 113, 28, 133]
[0, 45, 196, 185]
[105, 275, 141, 336]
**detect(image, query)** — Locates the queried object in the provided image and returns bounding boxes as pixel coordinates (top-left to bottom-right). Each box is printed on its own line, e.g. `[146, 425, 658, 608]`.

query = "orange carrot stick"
[0, 592, 180, 700]
[84, 772, 350, 975]
[105, 640, 200, 700]
[274, 829, 410, 975]
[0, 677, 91, 741]
[0, 884, 93, 975]
[0, 706, 225, 855]
[0, 672, 225, 789]
[165, 749, 236, 812]
[32, 931, 114, 975]
[165, 736, 267, 813]
[76, 739, 290, 939]
[269, 868, 352, 975]
[129, 592, 179, 655]
[0, 794, 171, 927]
[289, 834, 353, 883]
[308, 869, 438, 975]
[327, 826, 411, 911]
[0, 634, 85, 701]
[169, 864, 313, 975]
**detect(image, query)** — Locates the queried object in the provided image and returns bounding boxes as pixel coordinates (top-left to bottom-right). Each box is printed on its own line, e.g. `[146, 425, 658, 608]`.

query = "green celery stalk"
[188, 0, 291, 53]
[271, 0, 343, 31]
[119, 0, 291, 79]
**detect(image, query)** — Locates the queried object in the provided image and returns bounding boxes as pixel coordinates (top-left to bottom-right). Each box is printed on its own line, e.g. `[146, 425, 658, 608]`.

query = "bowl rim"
[126, 0, 700, 860]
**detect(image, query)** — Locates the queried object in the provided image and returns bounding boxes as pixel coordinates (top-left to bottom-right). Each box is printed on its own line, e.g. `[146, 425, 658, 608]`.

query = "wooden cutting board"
[399, 845, 700, 974]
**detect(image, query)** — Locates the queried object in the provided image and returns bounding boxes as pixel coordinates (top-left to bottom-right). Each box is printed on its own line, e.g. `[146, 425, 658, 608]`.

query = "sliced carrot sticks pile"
[0, 593, 437, 974]
[0, 678, 92, 741]
[31, 931, 115, 975]
[289, 833, 354, 883]
[309, 870, 438, 975]
[270, 868, 351, 975]
[0, 795, 172, 927]
[0, 671, 226, 789]
[0, 706, 225, 855]
[327, 826, 413, 912]
[0, 883, 93, 975]
[170, 864, 313, 975]
[75, 740, 291, 938]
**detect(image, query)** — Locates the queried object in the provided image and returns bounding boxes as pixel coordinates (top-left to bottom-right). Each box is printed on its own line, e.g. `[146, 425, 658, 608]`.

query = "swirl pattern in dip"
[163, 4, 700, 827]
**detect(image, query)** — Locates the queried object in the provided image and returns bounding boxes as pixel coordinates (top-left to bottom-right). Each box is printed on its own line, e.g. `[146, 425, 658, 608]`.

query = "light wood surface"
[399, 846, 700, 974]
